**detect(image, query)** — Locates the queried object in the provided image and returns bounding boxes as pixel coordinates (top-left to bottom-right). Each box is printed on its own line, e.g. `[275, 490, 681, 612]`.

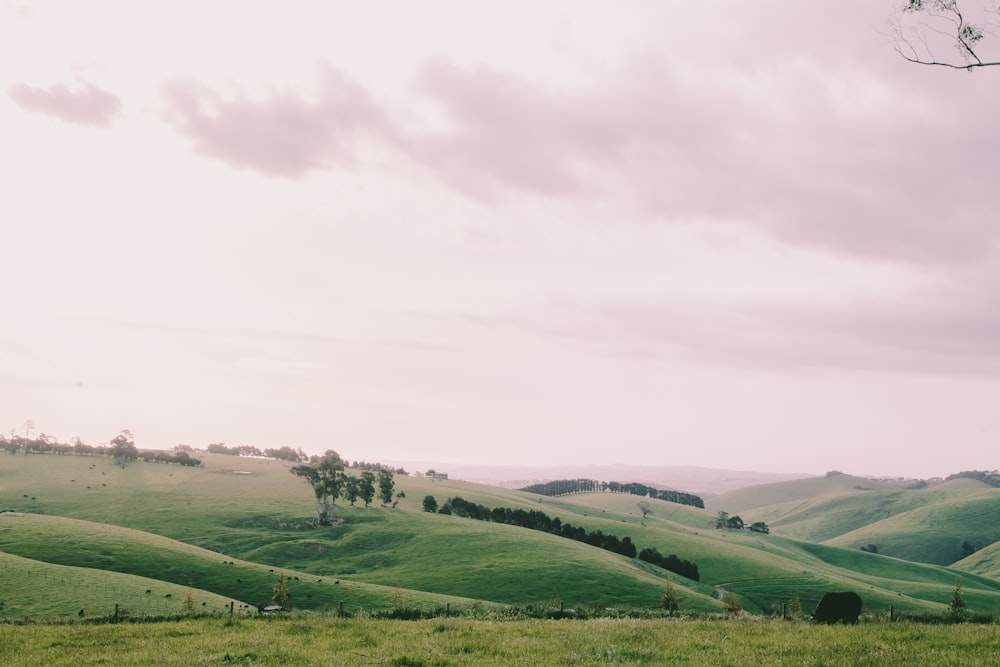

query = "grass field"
[3, 452, 1000, 622]
[1, 616, 999, 666]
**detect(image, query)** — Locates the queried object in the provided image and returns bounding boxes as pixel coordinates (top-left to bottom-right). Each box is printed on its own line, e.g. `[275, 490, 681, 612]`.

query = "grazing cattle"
[813, 591, 862, 624]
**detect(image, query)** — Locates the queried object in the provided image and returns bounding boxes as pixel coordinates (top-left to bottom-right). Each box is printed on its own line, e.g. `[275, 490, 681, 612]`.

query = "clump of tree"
[432, 495, 699, 581]
[290, 450, 397, 523]
[519, 478, 704, 509]
[713, 511, 767, 533]
[714, 511, 744, 531]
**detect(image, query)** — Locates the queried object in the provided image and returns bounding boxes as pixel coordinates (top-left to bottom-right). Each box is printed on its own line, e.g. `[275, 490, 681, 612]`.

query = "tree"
[637, 501, 652, 520]
[714, 511, 730, 529]
[290, 449, 346, 525]
[660, 583, 679, 616]
[722, 591, 743, 618]
[182, 582, 197, 613]
[893, 0, 1000, 70]
[271, 573, 290, 609]
[392, 490, 406, 508]
[343, 475, 359, 506]
[949, 579, 967, 613]
[109, 430, 138, 468]
[749, 521, 769, 534]
[378, 469, 395, 506]
[422, 495, 438, 513]
[359, 471, 376, 507]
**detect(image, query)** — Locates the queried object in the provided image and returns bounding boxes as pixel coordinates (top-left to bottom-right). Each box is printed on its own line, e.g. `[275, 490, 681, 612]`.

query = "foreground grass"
[1, 617, 999, 666]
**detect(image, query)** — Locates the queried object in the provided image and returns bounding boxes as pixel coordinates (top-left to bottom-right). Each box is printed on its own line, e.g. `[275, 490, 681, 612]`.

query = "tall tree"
[109, 430, 138, 468]
[378, 469, 395, 506]
[290, 449, 346, 525]
[359, 470, 376, 507]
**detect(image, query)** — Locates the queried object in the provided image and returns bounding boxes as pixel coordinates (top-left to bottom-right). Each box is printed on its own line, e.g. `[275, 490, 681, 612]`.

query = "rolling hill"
[2, 453, 1000, 621]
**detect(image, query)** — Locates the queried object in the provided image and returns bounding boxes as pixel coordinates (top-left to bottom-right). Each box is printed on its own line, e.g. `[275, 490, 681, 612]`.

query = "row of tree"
[1, 430, 199, 468]
[208, 443, 409, 475]
[519, 478, 704, 509]
[206, 443, 307, 462]
[290, 450, 403, 525]
[423, 495, 700, 581]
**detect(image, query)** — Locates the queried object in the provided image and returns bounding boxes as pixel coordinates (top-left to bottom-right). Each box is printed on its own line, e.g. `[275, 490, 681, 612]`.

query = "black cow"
[813, 591, 862, 624]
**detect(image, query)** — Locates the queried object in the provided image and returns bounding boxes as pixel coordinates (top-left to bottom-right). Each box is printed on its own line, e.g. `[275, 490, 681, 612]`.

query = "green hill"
[3, 453, 1000, 621]
[0, 548, 243, 621]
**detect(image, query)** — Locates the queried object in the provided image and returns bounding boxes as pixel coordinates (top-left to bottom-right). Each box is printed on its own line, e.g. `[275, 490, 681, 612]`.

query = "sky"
[2, 1, 999, 479]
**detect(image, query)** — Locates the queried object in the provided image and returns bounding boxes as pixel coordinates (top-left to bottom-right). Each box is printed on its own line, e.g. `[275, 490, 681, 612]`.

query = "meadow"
[1, 616, 999, 666]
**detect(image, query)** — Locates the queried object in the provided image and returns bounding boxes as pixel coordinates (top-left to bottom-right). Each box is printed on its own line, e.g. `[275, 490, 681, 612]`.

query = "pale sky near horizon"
[3, 1, 999, 479]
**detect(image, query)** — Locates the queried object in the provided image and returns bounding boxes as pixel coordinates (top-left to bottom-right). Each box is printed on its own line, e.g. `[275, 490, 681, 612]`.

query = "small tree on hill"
[722, 592, 743, 618]
[271, 573, 290, 609]
[393, 490, 406, 508]
[422, 495, 438, 513]
[660, 583, 679, 616]
[949, 580, 967, 613]
[359, 471, 376, 507]
[637, 501, 652, 520]
[182, 581, 197, 612]
[378, 469, 395, 506]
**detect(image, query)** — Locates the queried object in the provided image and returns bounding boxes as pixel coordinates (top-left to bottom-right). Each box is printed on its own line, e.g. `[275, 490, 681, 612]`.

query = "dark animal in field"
[813, 591, 862, 624]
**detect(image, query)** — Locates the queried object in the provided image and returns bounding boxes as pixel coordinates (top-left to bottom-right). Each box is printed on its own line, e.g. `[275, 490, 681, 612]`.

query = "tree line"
[519, 478, 705, 509]
[422, 495, 699, 581]
[1, 430, 201, 468]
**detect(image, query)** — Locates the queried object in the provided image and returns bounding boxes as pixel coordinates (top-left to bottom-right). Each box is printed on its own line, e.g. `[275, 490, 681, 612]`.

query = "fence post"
[114, 603, 119, 621]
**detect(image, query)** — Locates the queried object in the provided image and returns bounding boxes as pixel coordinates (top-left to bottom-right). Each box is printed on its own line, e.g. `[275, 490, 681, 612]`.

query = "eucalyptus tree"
[290, 449, 346, 525]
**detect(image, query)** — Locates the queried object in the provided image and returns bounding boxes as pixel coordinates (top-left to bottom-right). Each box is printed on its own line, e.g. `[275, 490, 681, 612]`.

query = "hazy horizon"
[4, 2, 1000, 480]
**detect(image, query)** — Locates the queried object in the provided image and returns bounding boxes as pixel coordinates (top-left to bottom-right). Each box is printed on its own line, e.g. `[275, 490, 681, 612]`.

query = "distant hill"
[388, 461, 814, 495]
[705, 471, 902, 514]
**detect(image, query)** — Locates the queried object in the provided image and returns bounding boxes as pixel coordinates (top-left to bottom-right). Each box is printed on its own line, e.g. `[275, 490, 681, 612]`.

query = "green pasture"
[1, 616, 1000, 666]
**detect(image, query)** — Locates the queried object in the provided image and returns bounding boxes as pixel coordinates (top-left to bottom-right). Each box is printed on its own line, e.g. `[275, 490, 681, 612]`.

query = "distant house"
[431, 472, 448, 481]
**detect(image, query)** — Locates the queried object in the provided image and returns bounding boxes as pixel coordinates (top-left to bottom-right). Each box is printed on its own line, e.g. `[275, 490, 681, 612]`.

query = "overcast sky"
[3, 1, 999, 478]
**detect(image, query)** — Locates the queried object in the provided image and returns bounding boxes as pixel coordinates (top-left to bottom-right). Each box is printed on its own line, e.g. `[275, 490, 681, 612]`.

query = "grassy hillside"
[717, 476, 1000, 566]
[0, 549, 242, 621]
[0, 512, 477, 617]
[3, 453, 1000, 621]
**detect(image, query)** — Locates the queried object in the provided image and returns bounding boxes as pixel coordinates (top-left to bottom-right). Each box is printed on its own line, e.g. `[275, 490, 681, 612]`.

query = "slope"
[0, 548, 243, 621]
